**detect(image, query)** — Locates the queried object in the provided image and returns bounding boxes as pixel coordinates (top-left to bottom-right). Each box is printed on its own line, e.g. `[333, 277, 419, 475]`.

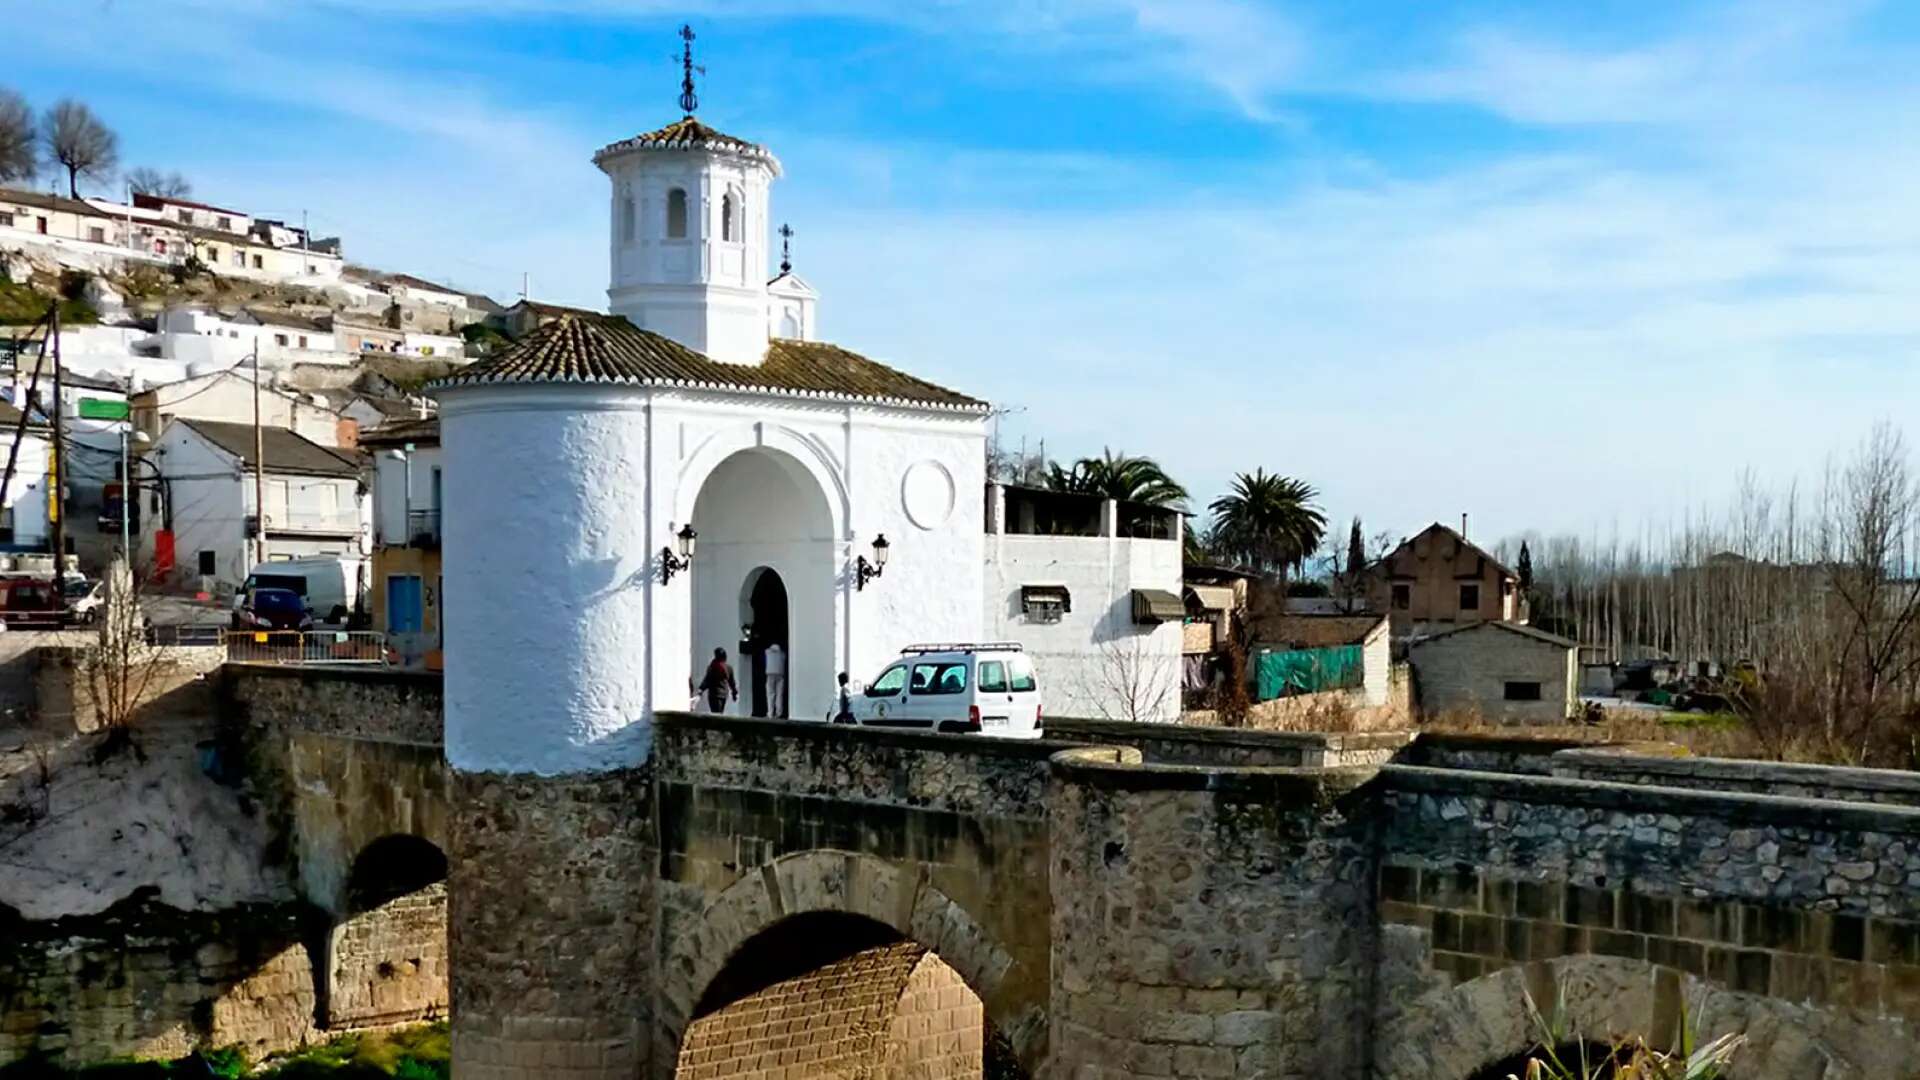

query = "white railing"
[225, 630, 389, 666]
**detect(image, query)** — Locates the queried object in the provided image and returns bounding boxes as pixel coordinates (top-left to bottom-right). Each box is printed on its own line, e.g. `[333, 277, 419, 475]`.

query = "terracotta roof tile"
[593, 116, 779, 172]
[429, 315, 985, 411]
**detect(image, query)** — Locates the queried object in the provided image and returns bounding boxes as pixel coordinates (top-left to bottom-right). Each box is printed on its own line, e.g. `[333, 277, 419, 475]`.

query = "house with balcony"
[145, 418, 367, 590]
[360, 417, 441, 668]
[982, 483, 1185, 721]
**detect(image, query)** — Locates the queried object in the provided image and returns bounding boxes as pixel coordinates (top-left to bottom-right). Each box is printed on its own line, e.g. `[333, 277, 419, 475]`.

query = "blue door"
[387, 575, 423, 634]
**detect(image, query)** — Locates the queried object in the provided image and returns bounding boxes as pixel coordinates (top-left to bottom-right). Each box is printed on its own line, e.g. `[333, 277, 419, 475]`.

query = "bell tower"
[595, 25, 781, 366]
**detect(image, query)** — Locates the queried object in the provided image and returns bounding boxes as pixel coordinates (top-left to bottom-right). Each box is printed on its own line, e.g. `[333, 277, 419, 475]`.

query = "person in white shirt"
[763, 642, 787, 718]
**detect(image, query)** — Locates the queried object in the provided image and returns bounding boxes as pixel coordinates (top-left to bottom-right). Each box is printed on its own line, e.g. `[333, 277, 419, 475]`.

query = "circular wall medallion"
[901, 460, 956, 530]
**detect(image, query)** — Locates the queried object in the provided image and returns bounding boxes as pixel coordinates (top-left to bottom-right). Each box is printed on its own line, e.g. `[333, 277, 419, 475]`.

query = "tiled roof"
[358, 416, 440, 447]
[430, 315, 985, 411]
[593, 116, 779, 172]
[0, 187, 103, 217]
[177, 419, 364, 477]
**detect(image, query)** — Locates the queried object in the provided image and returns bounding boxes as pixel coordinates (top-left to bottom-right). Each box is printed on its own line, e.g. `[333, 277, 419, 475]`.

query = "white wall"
[0, 430, 51, 549]
[983, 492, 1183, 722]
[435, 380, 987, 774]
[149, 422, 249, 586]
[372, 444, 443, 546]
[603, 146, 776, 365]
[135, 371, 343, 447]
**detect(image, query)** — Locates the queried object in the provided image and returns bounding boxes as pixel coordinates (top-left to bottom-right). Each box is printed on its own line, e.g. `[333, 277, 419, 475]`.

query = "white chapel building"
[433, 92, 1181, 775]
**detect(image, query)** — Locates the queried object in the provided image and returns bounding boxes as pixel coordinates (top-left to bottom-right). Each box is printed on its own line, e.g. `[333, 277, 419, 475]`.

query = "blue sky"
[13, 0, 1920, 547]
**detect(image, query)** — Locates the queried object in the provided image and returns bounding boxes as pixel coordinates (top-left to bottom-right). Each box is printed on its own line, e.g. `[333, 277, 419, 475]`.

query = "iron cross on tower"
[678, 24, 702, 116]
[778, 224, 794, 273]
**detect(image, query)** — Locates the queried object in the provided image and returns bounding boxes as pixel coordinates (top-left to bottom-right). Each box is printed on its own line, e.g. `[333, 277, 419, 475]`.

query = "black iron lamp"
[855, 533, 890, 590]
[661, 523, 698, 583]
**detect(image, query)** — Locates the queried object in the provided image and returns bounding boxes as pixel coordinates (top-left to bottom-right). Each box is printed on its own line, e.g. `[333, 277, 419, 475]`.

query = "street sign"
[78, 398, 131, 421]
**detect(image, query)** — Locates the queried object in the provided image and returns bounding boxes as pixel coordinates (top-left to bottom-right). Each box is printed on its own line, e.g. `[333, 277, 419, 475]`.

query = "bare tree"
[79, 558, 177, 753]
[0, 87, 33, 183]
[124, 166, 191, 198]
[1080, 634, 1178, 723]
[41, 99, 118, 198]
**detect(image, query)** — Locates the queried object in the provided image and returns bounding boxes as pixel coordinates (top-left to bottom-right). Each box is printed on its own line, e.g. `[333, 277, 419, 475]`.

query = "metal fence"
[225, 630, 389, 667]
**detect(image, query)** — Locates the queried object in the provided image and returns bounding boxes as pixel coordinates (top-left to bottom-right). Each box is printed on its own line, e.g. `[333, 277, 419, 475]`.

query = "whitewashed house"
[146, 418, 366, 590]
[132, 368, 344, 448]
[983, 484, 1184, 721]
[150, 305, 345, 369]
[0, 400, 52, 553]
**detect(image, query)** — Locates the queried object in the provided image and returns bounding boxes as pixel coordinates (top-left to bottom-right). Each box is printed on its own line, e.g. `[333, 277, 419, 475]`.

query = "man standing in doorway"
[763, 642, 786, 718]
[699, 647, 738, 715]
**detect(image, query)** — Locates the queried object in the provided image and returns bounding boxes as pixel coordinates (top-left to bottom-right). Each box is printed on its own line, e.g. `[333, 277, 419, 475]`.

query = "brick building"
[1369, 522, 1522, 637]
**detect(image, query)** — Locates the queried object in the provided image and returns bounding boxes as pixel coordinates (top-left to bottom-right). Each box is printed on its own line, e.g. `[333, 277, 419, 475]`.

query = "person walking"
[831, 671, 856, 724]
[699, 647, 738, 715]
[763, 642, 787, 718]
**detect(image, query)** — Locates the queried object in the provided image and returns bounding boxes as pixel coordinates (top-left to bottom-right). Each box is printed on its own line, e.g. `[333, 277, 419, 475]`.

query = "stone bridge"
[228, 667, 1920, 1079]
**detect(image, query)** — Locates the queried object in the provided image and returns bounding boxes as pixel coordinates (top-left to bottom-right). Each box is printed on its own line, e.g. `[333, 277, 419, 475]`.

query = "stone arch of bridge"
[1375, 953, 1900, 1080]
[656, 849, 1042, 1075]
[323, 832, 449, 1030]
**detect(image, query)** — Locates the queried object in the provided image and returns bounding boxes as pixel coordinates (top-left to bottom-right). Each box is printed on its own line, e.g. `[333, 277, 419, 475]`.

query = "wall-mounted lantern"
[661, 523, 698, 583]
[855, 533, 890, 591]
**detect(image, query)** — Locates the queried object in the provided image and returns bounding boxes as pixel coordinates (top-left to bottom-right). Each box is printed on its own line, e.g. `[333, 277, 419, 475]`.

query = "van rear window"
[1008, 655, 1037, 693]
[978, 661, 1007, 693]
[252, 574, 306, 594]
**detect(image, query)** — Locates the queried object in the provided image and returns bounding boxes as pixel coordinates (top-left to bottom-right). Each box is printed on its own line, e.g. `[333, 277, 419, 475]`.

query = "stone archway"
[690, 447, 836, 720]
[656, 851, 1041, 1076]
[325, 833, 448, 1029]
[1374, 954, 1913, 1080]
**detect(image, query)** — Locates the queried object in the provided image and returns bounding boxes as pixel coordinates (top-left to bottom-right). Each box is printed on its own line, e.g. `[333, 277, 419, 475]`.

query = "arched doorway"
[740, 567, 789, 717]
[326, 834, 448, 1028]
[675, 912, 1027, 1079]
[690, 448, 835, 719]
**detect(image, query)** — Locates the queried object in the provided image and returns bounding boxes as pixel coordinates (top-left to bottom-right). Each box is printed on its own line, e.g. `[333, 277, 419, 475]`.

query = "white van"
[233, 556, 366, 628]
[849, 643, 1043, 738]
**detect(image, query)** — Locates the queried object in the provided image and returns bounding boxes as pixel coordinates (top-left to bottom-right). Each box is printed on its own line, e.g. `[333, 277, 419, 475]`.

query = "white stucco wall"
[1, 431, 51, 549]
[983, 513, 1183, 722]
[371, 444, 443, 546]
[435, 379, 987, 774]
[134, 372, 342, 447]
[149, 423, 249, 585]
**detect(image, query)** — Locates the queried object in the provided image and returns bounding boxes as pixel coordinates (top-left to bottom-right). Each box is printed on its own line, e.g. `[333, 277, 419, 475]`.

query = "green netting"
[1254, 645, 1364, 701]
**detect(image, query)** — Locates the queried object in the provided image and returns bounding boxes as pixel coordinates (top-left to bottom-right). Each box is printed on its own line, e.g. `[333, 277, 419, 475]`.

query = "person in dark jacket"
[699, 647, 738, 714]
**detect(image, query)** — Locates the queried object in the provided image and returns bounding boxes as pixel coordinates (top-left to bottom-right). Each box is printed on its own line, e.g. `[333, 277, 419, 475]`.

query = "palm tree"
[1046, 448, 1188, 507]
[1208, 470, 1326, 578]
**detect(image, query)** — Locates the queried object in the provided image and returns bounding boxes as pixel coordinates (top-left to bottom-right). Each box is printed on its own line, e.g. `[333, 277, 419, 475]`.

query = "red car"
[0, 577, 64, 629]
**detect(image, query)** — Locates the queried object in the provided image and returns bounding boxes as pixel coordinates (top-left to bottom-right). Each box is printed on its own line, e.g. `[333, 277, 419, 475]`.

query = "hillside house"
[133, 368, 343, 448]
[151, 305, 343, 369]
[0, 188, 130, 249]
[146, 418, 366, 590]
[1369, 522, 1523, 637]
[1408, 620, 1577, 725]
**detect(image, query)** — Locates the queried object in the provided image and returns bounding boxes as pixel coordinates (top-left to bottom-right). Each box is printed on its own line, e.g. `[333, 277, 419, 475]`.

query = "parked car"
[235, 587, 315, 632]
[64, 577, 103, 625]
[848, 643, 1042, 738]
[233, 556, 365, 627]
[0, 577, 63, 629]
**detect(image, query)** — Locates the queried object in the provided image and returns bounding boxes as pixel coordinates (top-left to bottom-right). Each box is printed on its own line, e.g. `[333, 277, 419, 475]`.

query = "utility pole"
[49, 302, 66, 607]
[520, 271, 530, 302]
[251, 337, 267, 567]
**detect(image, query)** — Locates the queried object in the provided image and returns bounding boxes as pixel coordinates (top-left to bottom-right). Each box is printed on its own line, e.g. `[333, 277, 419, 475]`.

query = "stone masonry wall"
[328, 883, 448, 1028]
[884, 952, 984, 1080]
[1049, 717, 1408, 769]
[0, 895, 319, 1068]
[1373, 764, 1920, 1077]
[1551, 749, 1920, 807]
[1047, 746, 1379, 1078]
[225, 666, 443, 745]
[449, 766, 653, 1080]
[652, 712, 1055, 1069]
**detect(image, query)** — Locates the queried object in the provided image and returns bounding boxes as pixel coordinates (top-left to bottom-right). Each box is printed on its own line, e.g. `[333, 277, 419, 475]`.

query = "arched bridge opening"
[324, 833, 449, 1029]
[675, 911, 1027, 1080]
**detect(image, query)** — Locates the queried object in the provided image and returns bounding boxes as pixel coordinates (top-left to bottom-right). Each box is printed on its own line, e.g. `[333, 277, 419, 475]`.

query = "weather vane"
[778, 223, 794, 273]
[677, 24, 702, 117]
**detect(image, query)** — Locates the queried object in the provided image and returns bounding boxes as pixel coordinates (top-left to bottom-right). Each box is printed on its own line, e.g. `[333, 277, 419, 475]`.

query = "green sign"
[77, 397, 130, 421]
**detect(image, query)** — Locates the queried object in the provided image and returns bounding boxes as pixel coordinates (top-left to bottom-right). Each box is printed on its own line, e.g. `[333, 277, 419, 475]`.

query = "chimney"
[1460, 512, 1468, 539]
